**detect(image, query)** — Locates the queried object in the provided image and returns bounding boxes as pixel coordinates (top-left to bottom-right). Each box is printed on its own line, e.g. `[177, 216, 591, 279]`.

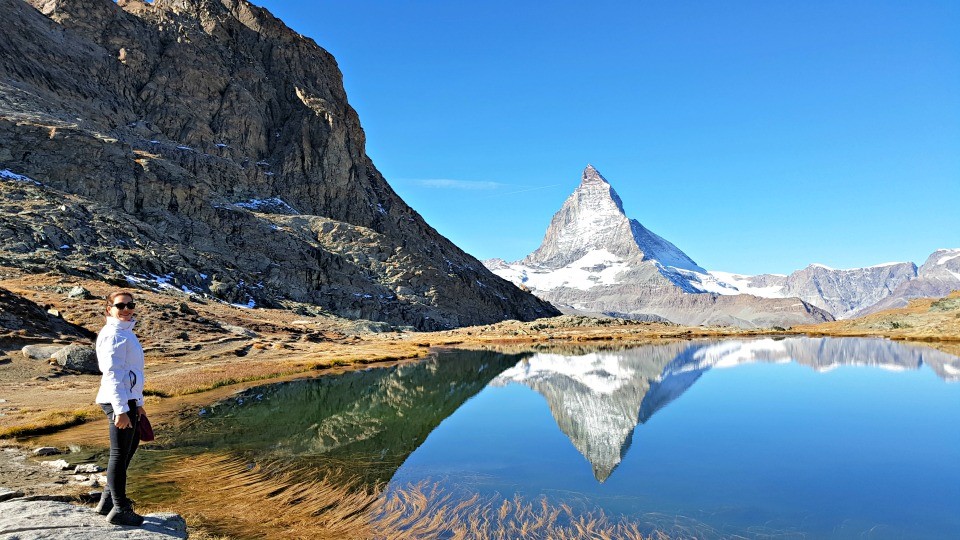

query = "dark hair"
[105, 290, 135, 313]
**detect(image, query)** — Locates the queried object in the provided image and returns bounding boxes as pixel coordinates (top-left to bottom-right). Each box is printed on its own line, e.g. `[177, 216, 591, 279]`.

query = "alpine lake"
[133, 337, 960, 539]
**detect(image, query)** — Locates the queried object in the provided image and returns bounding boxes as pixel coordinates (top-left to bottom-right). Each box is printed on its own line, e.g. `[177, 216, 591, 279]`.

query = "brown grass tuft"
[0, 406, 99, 439]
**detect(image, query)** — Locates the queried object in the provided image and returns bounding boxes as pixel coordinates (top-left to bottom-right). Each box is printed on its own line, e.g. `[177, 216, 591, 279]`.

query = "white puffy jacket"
[95, 317, 145, 414]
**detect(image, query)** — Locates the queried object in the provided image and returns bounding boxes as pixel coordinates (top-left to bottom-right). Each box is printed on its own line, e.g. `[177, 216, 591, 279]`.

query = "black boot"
[106, 505, 144, 526]
[95, 490, 113, 516]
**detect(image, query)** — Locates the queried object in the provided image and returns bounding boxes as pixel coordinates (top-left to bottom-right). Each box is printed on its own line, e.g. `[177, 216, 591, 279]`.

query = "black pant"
[101, 400, 140, 509]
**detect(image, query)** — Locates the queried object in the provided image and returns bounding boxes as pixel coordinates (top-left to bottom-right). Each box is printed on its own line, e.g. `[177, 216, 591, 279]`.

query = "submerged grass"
[148, 454, 668, 540]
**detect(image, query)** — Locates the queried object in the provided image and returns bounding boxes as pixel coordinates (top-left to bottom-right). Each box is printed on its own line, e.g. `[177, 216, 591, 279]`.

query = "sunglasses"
[112, 302, 137, 310]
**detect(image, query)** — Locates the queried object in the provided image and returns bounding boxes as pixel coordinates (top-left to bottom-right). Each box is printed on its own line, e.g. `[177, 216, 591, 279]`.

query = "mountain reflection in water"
[492, 336, 960, 481]
[178, 337, 958, 487]
[175, 350, 530, 484]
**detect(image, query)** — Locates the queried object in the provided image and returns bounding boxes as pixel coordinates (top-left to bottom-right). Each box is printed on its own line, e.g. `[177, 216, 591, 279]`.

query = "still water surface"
[177, 337, 960, 538]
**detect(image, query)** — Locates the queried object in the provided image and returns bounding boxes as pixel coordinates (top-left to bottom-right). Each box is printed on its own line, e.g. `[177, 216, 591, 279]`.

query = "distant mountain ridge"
[708, 249, 960, 319]
[485, 165, 959, 326]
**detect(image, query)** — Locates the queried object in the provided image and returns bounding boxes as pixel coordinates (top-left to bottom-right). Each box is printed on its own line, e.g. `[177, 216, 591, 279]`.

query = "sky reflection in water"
[189, 337, 960, 538]
[391, 338, 960, 539]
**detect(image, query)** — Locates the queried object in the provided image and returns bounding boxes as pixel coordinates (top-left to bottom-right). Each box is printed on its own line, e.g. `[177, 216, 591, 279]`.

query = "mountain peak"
[520, 166, 703, 273]
[581, 164, 608, 185]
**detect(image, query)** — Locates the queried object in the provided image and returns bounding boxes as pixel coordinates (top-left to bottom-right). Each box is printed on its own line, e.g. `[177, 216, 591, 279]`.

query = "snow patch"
[494, 249, 631, 292]
[937, 250, 960, 266]
[233, 197, 300, 215]
[706, 271, 786, 298]
[1, 169, 42, 186]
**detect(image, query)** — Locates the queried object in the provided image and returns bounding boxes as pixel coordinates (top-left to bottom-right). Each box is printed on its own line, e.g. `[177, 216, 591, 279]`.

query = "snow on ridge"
[707, 271, 787, 298]
[1, 169, 42, 186]
[233, 197, 300, 214]
[936, 249, 960, 265]
[810, 261, 913, 272]
[495, 352, 637, 395]
[492, 249, 631, 292]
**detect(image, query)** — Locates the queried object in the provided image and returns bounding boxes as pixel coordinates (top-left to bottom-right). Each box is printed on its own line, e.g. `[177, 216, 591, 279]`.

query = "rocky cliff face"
[709, 250, 959, 320]
[779, 263, 919, 318]
[0, 0, 558, 329]
[488, 166, 833, 328]
[855, 249, 960, 316]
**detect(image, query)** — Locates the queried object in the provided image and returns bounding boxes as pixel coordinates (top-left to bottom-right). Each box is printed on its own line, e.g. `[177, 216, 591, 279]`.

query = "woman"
[94, 290, 146, 526]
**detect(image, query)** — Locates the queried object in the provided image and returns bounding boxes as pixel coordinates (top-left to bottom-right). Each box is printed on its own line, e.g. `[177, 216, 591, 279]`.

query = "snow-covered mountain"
[521, 165, 704, 273]
[709, 262, 920, 319]
[485, 165, 959, 323]
[706, 249, 960, 319]
[491, 338, 959, 481]
[486, 166, 833, 327]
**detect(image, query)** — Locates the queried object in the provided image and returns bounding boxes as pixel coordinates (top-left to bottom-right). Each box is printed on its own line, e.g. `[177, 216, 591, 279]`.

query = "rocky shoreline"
[0, 445, 187, 539]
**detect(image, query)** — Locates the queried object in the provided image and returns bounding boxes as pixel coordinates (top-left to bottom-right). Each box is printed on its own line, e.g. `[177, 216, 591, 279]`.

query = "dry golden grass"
[794, 290, 960, 345]
[0, 405, 100, 438]
[148, 454, 667, 540]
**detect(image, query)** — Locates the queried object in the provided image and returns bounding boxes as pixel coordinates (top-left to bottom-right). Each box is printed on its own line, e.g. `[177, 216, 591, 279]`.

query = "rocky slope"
[487, 166, 833, 328]
[709, 249, 960, 320]
[0, 0, 557, 329]
[0, 284, 93, 341]
[853, 249, 960, 316]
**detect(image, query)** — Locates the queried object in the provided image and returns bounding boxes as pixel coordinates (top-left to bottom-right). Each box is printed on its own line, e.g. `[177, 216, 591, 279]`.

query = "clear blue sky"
[254, 0, 958, 275]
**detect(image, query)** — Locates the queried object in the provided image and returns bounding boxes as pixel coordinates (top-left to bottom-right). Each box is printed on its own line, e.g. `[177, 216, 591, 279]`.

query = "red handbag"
[137, 413, 155, 442]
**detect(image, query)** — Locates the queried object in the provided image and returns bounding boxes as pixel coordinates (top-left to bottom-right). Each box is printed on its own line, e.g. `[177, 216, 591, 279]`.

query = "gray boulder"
[52, 345, 99, 374]
[0, 499, 187, 539]
[66, 286, 92, 300]
[21, 345, 65, 360]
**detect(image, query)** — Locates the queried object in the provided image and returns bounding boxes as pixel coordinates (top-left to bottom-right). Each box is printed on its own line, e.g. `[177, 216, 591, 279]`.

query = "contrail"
[482, 183, 564, 198]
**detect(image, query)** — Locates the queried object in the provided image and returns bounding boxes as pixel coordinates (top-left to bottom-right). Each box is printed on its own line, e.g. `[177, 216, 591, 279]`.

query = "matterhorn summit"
[486, 166, 834, 328]
[522, 165, 703, 273]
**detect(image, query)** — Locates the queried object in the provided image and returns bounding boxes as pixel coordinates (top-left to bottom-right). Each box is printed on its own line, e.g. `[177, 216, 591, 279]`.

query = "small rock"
[66, 286, 92, 299]
[42, 459, 71, 471]
[73, 463, 101, 473]
[221, 323, 257, 337]
[33, 447, 61, 456]
[22, 344, 66, 360]
[69, 474, 91, 483]
[177, 302, 197, 315]
[52, 344, 99, 374]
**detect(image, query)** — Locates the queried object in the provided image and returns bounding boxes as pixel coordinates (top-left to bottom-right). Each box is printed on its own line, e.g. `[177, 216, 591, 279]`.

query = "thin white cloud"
[498, 183, 563, 195]
[411, 178, 505, 190]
